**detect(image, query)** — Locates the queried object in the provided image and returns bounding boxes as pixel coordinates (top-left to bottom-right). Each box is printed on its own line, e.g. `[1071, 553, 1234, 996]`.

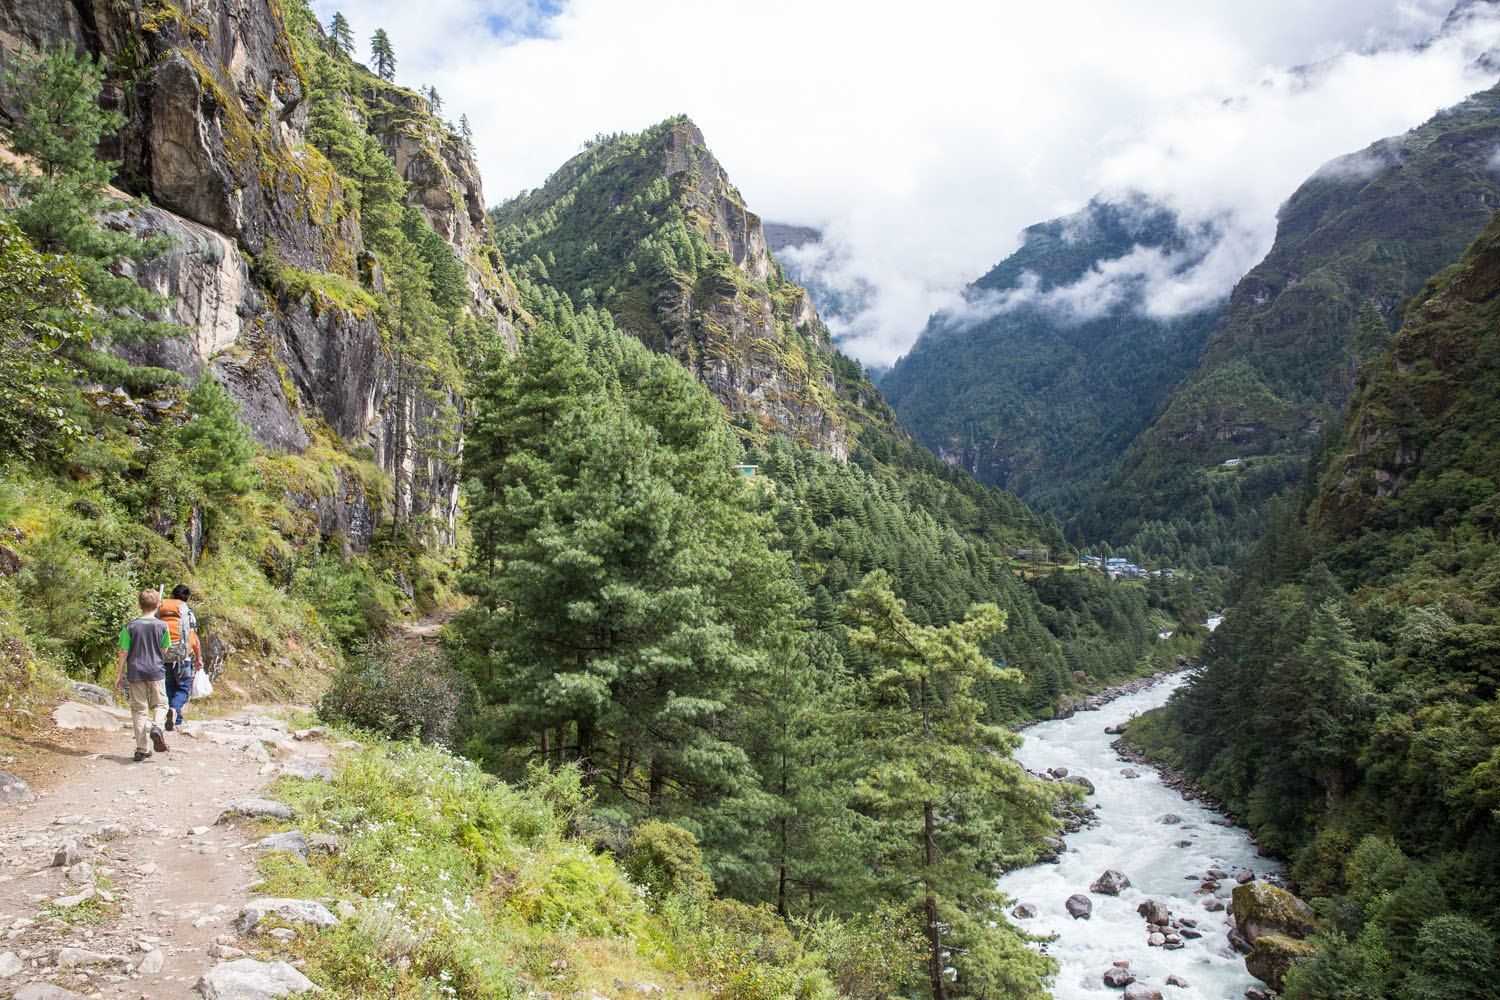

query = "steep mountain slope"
[1076, 84, 1500, 569]
[880, 196, 1221, 516]
[492, 117, 894, 460]
[492, 116, 1061, 551]
[1127, 211, 1500, 998]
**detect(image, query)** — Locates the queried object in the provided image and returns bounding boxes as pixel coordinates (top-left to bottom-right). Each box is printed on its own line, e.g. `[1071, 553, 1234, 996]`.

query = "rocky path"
[0, 701, 334, 999]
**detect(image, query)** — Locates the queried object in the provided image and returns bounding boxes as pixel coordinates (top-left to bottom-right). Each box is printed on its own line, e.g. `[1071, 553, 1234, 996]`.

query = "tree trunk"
[576, 719, 594, 784]
[924, 800, 947, 1000]
[647, 754, 665, 814]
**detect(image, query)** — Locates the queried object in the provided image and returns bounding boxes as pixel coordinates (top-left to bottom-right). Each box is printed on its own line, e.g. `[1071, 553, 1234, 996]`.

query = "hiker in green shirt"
[115, 589, 172, 763]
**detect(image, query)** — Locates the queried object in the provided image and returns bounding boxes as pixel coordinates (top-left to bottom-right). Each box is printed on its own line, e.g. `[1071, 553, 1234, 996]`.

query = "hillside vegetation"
[1125, 212, 1500, 998]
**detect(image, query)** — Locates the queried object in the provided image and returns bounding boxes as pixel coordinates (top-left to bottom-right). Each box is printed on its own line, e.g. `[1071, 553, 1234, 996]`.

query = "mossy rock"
[1245, 932, 1315, 991]
[1230, 880, 1315, 942]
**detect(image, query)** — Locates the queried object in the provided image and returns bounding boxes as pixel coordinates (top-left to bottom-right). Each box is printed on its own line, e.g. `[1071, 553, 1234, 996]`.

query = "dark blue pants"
[166, 668, 191, 721]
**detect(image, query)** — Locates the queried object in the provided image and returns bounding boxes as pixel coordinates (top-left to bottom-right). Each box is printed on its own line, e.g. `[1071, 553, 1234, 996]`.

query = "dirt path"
[0, 702, 335, 999]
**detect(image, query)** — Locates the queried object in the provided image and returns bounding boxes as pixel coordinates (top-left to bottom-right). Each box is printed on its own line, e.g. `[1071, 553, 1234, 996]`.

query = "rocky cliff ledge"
[0, 0, 522, 541]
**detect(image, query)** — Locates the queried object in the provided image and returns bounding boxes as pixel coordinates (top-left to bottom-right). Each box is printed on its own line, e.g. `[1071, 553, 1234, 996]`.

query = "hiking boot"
[150, 727, 169, 753]
[164, 712, 174, 732]
[133, 749, 151, 763]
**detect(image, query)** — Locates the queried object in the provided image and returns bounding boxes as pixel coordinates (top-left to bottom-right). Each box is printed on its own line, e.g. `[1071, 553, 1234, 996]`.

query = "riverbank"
[1019, 659, 1195, 732]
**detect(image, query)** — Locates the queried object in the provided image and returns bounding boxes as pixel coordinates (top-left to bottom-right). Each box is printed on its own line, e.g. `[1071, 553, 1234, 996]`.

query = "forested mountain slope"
[1127, 211, 1500, 997]
[1076, 84, 1500, 571]
[880, 196, 1220, 517]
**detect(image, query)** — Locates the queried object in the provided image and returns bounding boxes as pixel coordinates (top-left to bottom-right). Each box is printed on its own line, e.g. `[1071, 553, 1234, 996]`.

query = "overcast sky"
[312, 0, 1500, 366]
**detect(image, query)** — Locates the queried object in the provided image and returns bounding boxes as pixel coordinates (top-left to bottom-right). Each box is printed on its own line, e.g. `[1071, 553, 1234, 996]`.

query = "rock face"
[0, 0, 523, 545]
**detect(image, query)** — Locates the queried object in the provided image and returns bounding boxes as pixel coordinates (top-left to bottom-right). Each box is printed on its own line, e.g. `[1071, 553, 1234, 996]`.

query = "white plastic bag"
[191, 669, 214, 699]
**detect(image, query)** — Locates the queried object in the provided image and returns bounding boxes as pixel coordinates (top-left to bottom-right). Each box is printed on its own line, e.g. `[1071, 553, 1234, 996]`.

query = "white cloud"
[313, 0, 1500, 367]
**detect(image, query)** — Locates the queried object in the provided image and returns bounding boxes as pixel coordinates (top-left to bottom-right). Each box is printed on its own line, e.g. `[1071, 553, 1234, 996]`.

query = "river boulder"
[1230, 881, 1315, 942]
[1102, 966, 1134, 987]
[1245, 933, 1315, 991]
[1063, 775, 1095, 795]
[1011, 902, 1037, 919]
[1091, 870, 1132, 895]
[1066, 893, 1092, 919]
[1137, 899, 1171, 924]
[1123, 984, 1162, 1000]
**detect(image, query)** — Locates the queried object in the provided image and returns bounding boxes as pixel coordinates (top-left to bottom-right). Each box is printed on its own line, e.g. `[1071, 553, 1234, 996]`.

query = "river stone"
[195, 958, 316, 998]
[1051, 767, 1069, 778]
[217, 799, 294, 823]
[1123, 985, 1163, 1000]
[1120, 767, 1139, 778]
[1237, 870, 1255, 884]
[1230, 881, 1315, 942]
[1148, 931, 1166, 946]
[236, 898, 339, 934]
[1091, 869, 1131, 895]
[1065, 894, 1092, 919]
[1180, 928, 1202, 939]
[1011, 902, 1037, 919]
[1137, 899, 1171, 924]
[1102, 966, 1135, 987]
[1245, 933, 1315, 991]
[1203, 899, 1226, 912]
[1157, 813, 1181, 824]
[1063, 775, 1095, 795]
[1207, 867, 1229, 879]
[1, 769, 35, 806]
[1245, 988, 1274, 1000]
[1166, 975, 1189, 988]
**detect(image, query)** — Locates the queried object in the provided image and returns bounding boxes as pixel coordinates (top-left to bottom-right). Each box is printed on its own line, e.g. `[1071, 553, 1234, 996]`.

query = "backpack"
[160, 598, 194, 666]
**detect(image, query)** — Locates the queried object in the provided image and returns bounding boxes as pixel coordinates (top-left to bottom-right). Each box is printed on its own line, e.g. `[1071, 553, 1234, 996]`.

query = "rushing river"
[998, 674, 1275, 998]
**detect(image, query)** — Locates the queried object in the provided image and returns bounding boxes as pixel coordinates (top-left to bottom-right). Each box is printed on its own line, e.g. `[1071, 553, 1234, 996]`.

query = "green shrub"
[622, 820, 714, 908]
[320, 644, 473, 745]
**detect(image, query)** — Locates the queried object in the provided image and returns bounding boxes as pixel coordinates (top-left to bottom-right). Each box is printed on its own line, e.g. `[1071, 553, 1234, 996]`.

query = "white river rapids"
[998, 674, 1276, 998]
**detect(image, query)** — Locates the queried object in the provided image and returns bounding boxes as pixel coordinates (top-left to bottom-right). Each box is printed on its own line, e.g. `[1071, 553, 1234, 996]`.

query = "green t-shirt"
[118, 616, 171, 681]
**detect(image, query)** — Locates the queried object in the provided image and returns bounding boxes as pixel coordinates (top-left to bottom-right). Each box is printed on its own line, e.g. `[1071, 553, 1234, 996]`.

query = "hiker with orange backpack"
[157, 584, 201, 730]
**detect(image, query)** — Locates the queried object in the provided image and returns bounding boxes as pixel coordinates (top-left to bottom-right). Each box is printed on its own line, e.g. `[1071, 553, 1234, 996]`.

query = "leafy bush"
[319, 644, 472, 745]
[622, 820, 714, 908]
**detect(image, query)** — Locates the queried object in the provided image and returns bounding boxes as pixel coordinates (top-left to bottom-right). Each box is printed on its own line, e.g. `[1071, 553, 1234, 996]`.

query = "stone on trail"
[249, 832, 308, 859]
[1091, 869, 1131, 895]
[292, 727, 325, 741]
[196, 958, 316, 999]
[51, 701, 128, 731]
[217, 799, 294, 823]
[52, 841, 80, 867]
[279, 761, 333, 782]
[307, 833, 343, 855]
[70, 682, 114, 706]
[51, 886, 94, 908]
[0, 769, 35, 806]
[54, 946, 125, 968]
[235, 898, 340, 934]
[136, 949, 166, 975]
[1102, 965, 1135, 987]
[1065, 893, 1092, 919]
[15, 984, 90, 1000]
[0, 950, 21, 977]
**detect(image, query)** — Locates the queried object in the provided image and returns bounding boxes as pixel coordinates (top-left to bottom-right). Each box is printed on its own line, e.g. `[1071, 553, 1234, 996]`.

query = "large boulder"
[1091, 869, 1132, 895]
[1245, 933, 1316, 991]
[195, 958, 316, 999]
[1063, 774, 1096, 795]
[235, 898, 339, 935]
[1103, 966, 1135, 987]
[1230, 881, 1315, 942]
[1137, 899, 1171, 924]
[0, 769, 33, 806]
[1066, 893, 1093, 919]
[1123, 985, 1163, 1000]
[15, 985, 89, 1000]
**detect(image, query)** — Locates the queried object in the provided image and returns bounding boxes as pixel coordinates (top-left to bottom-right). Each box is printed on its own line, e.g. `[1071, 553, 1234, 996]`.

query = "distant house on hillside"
[1015, 547, 1050, 562]
[735, 464, 759, 477]
[1221, 457, 1243, 468]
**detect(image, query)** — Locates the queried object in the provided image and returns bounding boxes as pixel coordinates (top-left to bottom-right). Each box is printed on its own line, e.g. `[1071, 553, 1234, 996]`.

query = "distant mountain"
[763, 222, 822, 251]
[880, 195, 1221, 517]
[1075, 83, 1500, 570]
[762, 221, 876, 359]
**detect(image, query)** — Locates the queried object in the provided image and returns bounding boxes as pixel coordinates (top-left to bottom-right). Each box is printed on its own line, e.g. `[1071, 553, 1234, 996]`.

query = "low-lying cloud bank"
[315, 0, 1500, 368]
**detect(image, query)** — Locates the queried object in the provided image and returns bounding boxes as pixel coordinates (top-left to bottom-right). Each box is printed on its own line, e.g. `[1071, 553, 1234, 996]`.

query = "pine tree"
[843, 572, 1055, 998]
[327, 11, 355, 57]
[425, 86, 442, 114]
[1, 46, 174, 346]
[458, 114, 473, 148]
[370, 28, 396, 81]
